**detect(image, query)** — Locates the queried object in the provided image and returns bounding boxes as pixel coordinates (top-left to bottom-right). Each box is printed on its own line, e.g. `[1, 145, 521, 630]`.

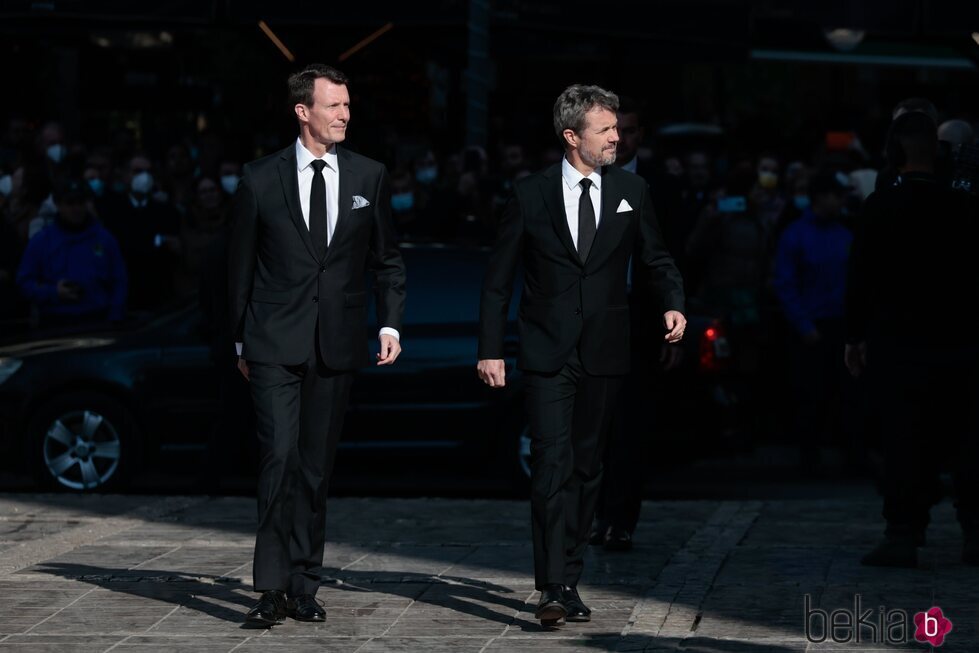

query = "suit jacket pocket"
[344, 291, 367, 307]
[250, 287, 290, 304]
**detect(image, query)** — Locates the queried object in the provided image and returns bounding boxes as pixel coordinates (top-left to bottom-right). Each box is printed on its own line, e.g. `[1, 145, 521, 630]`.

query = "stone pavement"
[0, 491, 974, 652]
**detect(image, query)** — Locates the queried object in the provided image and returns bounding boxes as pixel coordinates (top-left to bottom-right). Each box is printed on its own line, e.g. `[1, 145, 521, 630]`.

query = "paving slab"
[0, 490, 973, 651]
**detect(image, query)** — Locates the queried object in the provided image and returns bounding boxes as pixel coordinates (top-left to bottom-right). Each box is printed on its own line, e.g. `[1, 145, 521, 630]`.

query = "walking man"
[477, 84, 685, 628]
[229, 64, 406, 625]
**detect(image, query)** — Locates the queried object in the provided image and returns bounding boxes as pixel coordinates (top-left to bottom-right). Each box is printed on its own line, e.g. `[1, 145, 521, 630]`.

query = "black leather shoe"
[535, 584, 567, 627]
[563, 586, 591, 623]
[604, 527, 633, 552]
[245, 590, 287, 627]
[287, 594, 326, 622]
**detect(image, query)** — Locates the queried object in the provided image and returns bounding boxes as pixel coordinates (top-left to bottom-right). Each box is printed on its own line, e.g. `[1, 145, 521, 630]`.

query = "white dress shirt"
[561, 156, 602, 249]
[295, 138, 340, 244]
[235, 139, 399, 356]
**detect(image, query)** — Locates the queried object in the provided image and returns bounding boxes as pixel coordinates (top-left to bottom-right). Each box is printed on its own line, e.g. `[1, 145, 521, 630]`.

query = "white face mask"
[0, 175, 12, 197]
[220, 174, 240, 195]
[131, 171, 154, 195]
[46, 143, 65, 164]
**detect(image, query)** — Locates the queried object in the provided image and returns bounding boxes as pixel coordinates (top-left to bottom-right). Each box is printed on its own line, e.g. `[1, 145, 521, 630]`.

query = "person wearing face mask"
[16, 178, 127, 328]
[38, 122, 67, 168]
[752, 154, 786, 232]
[218, 159, 243, 197]
[773, 170, 857, 475]
[100, 154, 181, 311]
[410, 150, 458, 240]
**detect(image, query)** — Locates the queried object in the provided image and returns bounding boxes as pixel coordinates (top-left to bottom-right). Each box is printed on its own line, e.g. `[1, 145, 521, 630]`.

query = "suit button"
[312, 296, 319, 303]
[574, 308, 582, 316]
[319, 266, 326, 272]
[582, 273, 589, 280]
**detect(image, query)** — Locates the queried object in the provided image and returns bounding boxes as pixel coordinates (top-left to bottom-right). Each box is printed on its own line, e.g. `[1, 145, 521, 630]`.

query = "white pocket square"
[616, 199, 633, 213]
[352, 195, 370, 210]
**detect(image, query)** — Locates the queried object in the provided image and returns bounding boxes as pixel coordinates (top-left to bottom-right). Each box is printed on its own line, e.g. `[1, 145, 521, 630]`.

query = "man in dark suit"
[477, 84, 685, 628]
[229, 64, 406, 626]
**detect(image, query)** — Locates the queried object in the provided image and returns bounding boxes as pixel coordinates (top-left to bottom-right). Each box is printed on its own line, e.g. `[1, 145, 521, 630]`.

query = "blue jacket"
[17, 219, 128, 320]
[773, 209, 852, 336]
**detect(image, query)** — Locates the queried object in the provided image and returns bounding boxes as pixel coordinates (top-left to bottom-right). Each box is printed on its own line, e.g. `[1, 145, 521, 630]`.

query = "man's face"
[813, 191, 844, 218]
[615, 111, 642, 165]
[86, 154, 111, 181]
[502, 145, 525, 174]
[572, 107, 618, 168]
[41, 123, 64, 148]
[298, 79, 350, 145]
[128, 156, 152, 182]
[197, 178, 223, 210]
[57, 196, 88, 225]
[757, 156, 779, 176]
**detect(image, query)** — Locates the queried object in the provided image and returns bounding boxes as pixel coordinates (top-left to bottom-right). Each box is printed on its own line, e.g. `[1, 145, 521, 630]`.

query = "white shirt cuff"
[379, 327, 400, 342]
[235, 342, 243, 356]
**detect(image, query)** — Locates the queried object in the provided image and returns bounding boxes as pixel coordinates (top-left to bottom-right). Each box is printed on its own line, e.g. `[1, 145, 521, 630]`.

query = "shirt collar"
[620, 156, 638, 174]
[561, 155, 602, 191]
[296, 137, 338, 172]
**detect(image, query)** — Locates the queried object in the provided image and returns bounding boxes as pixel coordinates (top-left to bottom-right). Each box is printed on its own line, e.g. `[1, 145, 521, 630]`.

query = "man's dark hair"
[553, 84, 619, 140]
[892, 97, 939, 123]
[887, 111, 938, 169]
[288, 64, 349, 107]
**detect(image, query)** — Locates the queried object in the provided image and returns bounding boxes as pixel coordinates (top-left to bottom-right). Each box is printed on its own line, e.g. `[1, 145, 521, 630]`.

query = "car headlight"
[0, 358, 23, 385]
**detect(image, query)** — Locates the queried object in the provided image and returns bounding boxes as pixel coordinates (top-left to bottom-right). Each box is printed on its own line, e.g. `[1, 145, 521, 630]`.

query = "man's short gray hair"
[553, 84, 620, 140]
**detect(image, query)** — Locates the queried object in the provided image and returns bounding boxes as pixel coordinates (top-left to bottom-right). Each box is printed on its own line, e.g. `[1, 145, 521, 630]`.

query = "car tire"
[28, 393, 137, 492]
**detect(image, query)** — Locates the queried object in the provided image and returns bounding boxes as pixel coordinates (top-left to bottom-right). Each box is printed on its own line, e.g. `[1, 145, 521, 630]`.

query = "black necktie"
[309, 159, 328, 259]
[578, 177, 596, 262]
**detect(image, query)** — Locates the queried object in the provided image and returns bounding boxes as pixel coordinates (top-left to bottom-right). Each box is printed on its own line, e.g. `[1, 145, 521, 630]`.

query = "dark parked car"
[0, 245, 732, 493]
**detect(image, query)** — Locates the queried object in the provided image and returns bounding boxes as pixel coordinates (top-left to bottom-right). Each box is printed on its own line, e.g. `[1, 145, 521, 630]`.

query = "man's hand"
[844, 342, 867, 378]
[663, 310, 686, 343]
[237, 357, 250, 381]
[377, 334, 401, 366]
[477, 359, 507, 388]
[57, 279, 81, 302]
[660, 342, 684, 371]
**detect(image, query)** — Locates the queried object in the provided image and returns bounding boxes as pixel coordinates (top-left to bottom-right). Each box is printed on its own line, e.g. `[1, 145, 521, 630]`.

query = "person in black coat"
[477, 84, 685, 628]
[846, 110, 979, 568]
[228, 64, 406, 626]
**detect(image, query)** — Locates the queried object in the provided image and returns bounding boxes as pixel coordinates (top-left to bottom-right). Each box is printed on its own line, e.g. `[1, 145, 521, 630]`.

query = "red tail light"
[699, 320, 730, 373]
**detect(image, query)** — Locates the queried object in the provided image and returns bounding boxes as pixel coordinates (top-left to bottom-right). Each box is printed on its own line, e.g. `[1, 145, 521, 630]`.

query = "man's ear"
[294, 103, 309, 123]
[562, 129, 578, 150]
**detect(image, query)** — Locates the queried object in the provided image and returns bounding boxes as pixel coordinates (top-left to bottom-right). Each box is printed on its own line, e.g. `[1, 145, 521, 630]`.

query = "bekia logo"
[805, 595, 953, 647]
[914, 607, 953, 647]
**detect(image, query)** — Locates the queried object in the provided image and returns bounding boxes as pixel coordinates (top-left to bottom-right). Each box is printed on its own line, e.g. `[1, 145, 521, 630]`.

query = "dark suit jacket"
[478, 163, 684, 375]
[228, 143, 406, 369]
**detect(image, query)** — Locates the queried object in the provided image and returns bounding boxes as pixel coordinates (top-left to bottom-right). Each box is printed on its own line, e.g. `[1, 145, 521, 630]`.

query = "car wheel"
[29, 394, 136, 492]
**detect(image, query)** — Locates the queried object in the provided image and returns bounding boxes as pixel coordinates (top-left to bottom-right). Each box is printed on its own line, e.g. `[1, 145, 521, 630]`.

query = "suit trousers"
[248, 336, 353, 597]
[525, 349, 624, 589]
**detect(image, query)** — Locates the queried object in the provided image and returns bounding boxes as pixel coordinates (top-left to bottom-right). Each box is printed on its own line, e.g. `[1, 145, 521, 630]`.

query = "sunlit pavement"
[0, 491, 973, 652]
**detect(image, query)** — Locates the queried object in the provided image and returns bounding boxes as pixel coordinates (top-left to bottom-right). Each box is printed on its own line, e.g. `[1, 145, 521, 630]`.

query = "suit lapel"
[326, 146, 355, 264]
[277, 146, 318, 261]
[540, 164, 581, 265]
